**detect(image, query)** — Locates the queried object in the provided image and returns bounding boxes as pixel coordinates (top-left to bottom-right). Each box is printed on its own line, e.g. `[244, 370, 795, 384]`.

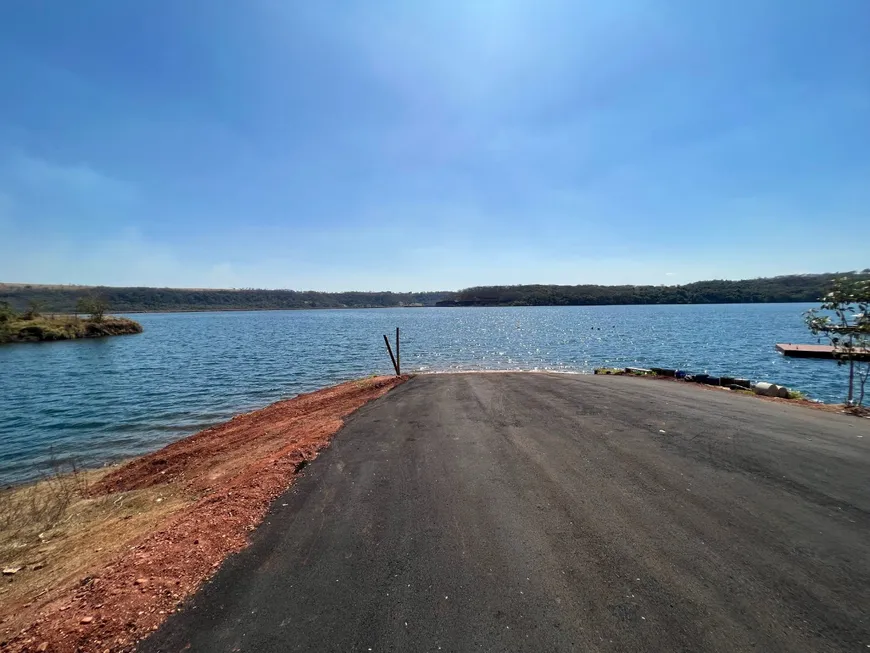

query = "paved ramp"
[141, 373, 870, 652]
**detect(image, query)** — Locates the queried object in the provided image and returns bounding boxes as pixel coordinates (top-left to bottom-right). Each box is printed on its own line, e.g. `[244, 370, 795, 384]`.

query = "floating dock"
[776, 343, 870, 361]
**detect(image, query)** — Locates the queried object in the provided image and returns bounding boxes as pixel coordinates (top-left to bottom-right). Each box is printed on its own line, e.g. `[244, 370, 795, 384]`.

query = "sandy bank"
[1, 375, 406, 652]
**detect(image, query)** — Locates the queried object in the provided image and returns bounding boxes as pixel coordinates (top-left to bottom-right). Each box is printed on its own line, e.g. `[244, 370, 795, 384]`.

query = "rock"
[2, 567, 21, 575]
[81, 616, 94, 624]
[37, 643, 49, 652]
[134, 578, 148, 586]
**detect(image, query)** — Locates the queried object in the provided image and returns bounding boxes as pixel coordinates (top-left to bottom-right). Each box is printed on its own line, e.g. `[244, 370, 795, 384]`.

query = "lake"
[0, 303, 849, 484]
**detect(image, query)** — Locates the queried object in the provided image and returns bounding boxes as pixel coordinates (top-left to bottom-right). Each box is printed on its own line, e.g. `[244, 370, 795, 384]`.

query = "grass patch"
[788, 389, 808, 400]
[0, 315, 142, 344]
[0, 460, 192, 617]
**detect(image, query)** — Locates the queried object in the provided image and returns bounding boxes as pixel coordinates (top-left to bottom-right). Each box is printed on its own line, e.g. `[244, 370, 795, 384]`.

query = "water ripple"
[0, 304, 850, 484]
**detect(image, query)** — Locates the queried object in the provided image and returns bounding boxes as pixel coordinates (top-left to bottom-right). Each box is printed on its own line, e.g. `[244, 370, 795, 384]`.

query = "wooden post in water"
[383, 334, 399, 376]
[396, 327, 400, 375]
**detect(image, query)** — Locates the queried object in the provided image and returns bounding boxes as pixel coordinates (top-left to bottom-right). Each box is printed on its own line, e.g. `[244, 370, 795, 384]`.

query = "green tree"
[0, 301, 16, 341]
[76, 296, 109, 323]
[805, 277, 870, 407]
[22, 300, 42, 320]
[0, 301, 16, 324]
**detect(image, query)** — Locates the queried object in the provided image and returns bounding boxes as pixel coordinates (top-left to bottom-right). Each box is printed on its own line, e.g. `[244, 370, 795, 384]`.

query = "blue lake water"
[0, 304, 849, 484]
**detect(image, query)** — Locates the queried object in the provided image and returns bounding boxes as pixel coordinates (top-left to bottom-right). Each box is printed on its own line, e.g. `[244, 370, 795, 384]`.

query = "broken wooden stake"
[383, 333, 399, 376]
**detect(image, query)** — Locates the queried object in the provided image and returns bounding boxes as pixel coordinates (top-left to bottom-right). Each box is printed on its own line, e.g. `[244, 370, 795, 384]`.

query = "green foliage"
[0, 316, 142, 344]
[804, 277, 870, 340]
[594, 368, 624, 375]
[0, 301, 16, 323]
[0, 285, 453, 313]
[76, 296, 109, 322]
[2, 273, 869, 314]
[438, 272, 870, 307]
[0, 301, 15, 341]
[805, 277, 870, 406]
[22, 300, 42, 320]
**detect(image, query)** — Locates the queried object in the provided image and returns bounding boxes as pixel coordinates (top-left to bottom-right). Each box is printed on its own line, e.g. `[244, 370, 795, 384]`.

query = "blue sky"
[1, 1, 868, 291]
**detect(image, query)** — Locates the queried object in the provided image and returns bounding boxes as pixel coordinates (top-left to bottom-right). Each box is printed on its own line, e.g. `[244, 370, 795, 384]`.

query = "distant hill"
[2, 272, 867, 313]
[435, 272, 870, 307]
[0, 285, 452, 313]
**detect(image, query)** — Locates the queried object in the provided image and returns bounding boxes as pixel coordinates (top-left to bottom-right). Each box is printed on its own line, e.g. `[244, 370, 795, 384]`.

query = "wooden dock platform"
[776, 343, 870, 361]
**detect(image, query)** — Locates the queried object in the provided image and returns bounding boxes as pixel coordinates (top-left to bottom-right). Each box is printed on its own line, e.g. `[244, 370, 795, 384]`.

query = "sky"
[1, 1, 868, 291]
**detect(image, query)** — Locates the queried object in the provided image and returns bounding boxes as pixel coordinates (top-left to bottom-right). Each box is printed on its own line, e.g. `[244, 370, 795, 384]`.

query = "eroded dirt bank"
[2, 375, 406, 652]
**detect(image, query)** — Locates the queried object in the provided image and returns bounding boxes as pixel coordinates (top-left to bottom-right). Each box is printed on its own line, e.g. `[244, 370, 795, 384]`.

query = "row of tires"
[649, 368, 791, 397]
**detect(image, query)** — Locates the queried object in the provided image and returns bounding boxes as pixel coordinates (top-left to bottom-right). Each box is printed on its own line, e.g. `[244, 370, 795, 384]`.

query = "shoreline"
[0, 375, 407, 652]
[63, 300, 828, 314]
[2, 369, 846, 488]
[0, 301, 836, 317]
[1, 372, 861, 651]
[419, 369, 850, 408]
[592, 368, 856, 414]
[2, 363, 844, 487]
[0, 316, 142, 345]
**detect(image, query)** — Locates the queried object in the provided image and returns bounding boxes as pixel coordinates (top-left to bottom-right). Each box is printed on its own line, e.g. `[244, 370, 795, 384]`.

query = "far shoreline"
[3, 271, 866, 314]
[120, 300, 819, 314]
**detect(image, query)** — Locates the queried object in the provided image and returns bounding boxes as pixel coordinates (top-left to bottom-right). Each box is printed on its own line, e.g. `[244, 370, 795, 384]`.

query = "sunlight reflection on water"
[0, 304, 847, 483]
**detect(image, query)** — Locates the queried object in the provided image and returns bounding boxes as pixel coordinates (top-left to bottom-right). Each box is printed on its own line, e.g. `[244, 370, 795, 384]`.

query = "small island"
[0, 298, 142, 344]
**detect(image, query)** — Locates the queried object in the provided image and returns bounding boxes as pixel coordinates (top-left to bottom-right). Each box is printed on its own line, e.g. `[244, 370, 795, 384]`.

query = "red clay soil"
[4, 375, 407, 653]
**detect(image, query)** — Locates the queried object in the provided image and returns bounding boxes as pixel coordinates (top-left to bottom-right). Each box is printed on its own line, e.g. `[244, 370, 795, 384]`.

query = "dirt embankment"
[1, 375, 406, 652]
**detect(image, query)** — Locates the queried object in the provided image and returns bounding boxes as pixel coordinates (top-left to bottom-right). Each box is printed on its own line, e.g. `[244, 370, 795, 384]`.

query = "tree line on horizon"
[437, 271, 870, 307]
[0, 286, 452, 313]
[1, 272, 868, 313]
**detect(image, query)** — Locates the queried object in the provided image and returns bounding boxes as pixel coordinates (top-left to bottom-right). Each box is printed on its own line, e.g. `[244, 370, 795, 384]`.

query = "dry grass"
[0, 315, 142, 343]
[845, 405, 870, 417]
[0, 463, 194, 621]
[0, 463, 90, 544]
[1, 376, 406, 651]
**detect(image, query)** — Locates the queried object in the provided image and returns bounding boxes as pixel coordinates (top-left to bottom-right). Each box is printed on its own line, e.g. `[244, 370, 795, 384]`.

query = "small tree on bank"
[0, 301, 16, 324]
[0, 302, 18, 342]
[805, 277, 870, 407]
[22, 300, 42, 320]
[76, 296, 109, 323]
[0, 302, 16, 340]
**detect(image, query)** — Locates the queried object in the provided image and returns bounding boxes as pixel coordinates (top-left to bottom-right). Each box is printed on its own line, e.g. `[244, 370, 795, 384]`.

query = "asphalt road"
[141, 373, 870, 652]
